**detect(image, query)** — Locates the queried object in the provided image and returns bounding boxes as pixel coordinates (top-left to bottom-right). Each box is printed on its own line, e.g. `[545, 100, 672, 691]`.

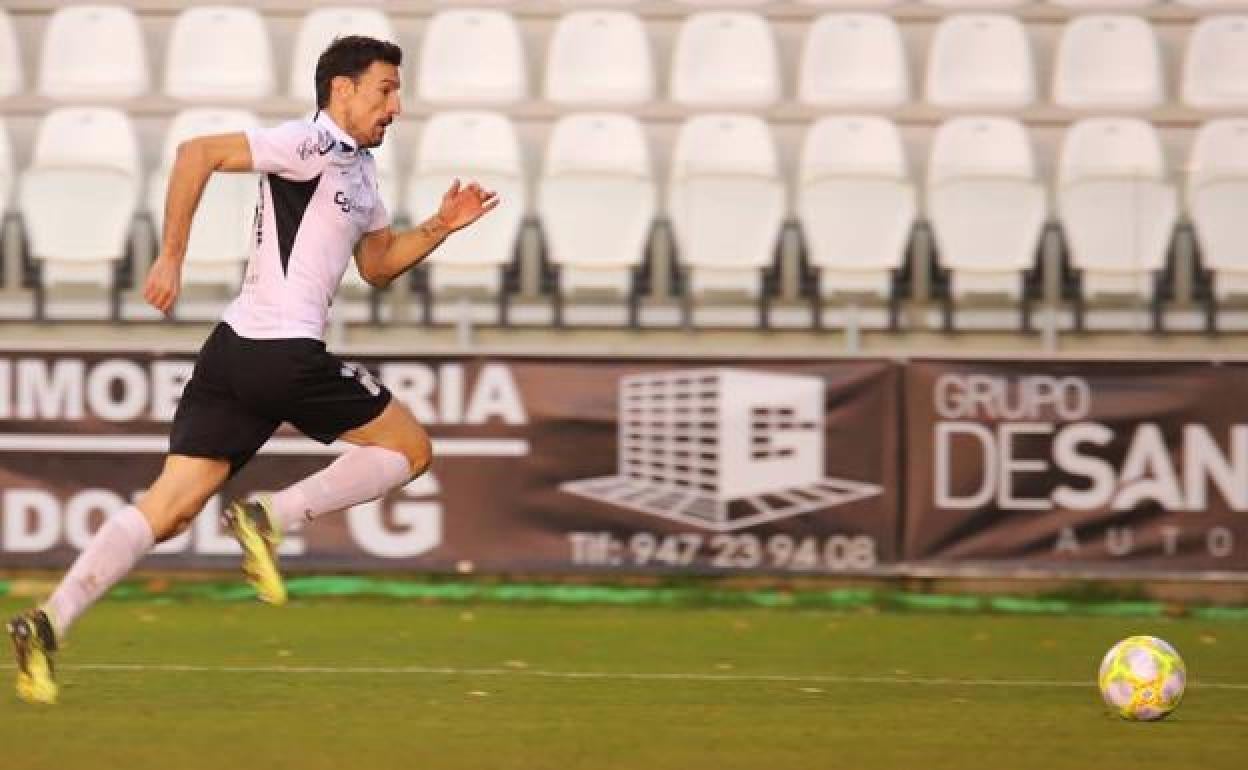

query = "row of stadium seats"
[2, 6, 1248, 109]
[2, 107, 1244, 330]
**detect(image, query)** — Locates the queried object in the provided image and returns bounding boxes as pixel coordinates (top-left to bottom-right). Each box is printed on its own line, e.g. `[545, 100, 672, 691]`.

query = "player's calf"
[267, 444, 415, 536]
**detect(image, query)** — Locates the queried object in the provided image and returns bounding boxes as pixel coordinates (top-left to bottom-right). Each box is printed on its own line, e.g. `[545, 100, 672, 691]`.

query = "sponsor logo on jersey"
[296, 129, 336, 160]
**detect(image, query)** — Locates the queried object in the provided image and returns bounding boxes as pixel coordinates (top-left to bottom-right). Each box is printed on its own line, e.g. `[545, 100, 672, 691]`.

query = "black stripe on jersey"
[268, 174, 322, 276]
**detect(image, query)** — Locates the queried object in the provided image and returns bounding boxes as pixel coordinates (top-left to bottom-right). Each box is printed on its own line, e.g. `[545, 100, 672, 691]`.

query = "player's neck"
[320, 106, 361, 149]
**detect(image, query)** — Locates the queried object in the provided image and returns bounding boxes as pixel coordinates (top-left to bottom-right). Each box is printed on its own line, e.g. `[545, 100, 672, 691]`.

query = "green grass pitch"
[2, 598, 1246, 770]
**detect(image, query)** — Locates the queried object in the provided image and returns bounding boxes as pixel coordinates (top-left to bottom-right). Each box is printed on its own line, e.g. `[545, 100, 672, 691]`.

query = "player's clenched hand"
[436, 178, 500, 232]
[144, 255, 183, 315]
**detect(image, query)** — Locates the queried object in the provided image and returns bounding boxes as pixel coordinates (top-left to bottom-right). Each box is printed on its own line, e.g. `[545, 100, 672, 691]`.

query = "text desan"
[935, 422, 1248, 511]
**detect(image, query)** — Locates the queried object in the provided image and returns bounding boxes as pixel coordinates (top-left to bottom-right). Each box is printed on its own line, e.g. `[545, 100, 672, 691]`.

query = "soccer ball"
[1098, 635, 1186, 721]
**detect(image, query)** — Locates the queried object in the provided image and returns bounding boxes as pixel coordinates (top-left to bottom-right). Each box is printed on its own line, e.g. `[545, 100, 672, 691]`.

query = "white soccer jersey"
[222, 112, 389, 340]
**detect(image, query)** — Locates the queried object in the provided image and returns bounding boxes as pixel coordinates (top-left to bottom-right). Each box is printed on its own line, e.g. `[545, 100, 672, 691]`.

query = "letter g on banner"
[347, 474, 442, 558]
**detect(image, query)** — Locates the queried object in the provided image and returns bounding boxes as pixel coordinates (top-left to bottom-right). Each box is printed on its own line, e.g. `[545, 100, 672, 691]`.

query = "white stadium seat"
[38, 5, 149, 100]
[289, 8, 396, 102]
[418, 10, 528, 105]
[927, 117, 1046, 300]
[0, 10, 21, 98]
[1058, 118, 1177, 299]
[797, 116, 915, 300]
[926, 14, 1035, 108]
[406, 112, 526, 297]
[1182, 16, 1248, 109]
[670, 13, 780, 106]
[1053, 15, 1163, 109]
[148, 109, 261, 290]
[668, 115, 785, 299]
[544, 11, 654, 105]
[798, 14, 910, 107]
[538, 114, 656, 301]
[19, 108, 140, 292]
[1187, 120, 1248, 299]
[165, 7, 274, 102]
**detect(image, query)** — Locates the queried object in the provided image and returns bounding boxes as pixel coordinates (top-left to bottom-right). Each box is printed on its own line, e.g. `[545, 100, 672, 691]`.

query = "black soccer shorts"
[170, 322, 392, 475]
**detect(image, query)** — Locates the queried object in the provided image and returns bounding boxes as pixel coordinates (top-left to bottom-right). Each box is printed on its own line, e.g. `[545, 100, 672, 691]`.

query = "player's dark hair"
[314, 35, 402, 109]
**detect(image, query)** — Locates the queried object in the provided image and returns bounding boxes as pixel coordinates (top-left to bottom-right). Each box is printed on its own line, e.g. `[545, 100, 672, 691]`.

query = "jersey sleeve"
[245, 120, 331, 181]
[367, 186, 391, 233]
[364, 156, 391, 233]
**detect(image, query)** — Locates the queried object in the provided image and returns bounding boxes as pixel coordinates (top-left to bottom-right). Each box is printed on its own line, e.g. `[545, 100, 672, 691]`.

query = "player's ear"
[330, 74, 355, 103]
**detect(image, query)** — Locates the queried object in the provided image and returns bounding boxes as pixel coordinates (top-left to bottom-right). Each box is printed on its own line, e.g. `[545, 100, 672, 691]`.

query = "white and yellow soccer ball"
[1098, 635, 1187, 721]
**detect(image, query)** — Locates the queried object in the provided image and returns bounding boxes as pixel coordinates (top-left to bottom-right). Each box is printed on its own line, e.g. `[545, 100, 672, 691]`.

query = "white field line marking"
[0, 435, 528, 457]
[27, 663, 1248, 690]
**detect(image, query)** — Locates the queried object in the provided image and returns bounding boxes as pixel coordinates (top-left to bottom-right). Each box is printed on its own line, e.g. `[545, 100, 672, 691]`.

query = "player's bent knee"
[390, 404, 432, 477]
[403, 429, 433, 478]
[151, 508, 197, 543]
[142, 502, 199, 542]
[409, 450, 431, 479]
[138, 455, 229, 541]
[142, 485, 216, 541]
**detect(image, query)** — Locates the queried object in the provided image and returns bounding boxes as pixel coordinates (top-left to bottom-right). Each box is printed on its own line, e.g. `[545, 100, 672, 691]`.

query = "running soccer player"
[7, 35, 498, 704]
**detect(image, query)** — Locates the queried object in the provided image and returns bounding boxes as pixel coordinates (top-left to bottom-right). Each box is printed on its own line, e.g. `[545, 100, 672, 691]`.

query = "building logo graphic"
[561, 368, 881, 532]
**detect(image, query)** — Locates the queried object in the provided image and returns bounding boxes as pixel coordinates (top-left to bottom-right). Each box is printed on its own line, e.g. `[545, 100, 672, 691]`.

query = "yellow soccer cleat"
[222, 498, 287, 606]
[7, 609, 58, 705]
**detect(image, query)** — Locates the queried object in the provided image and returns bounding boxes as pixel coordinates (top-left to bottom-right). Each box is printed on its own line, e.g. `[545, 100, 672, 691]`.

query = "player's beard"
[365, 120, 390, 148]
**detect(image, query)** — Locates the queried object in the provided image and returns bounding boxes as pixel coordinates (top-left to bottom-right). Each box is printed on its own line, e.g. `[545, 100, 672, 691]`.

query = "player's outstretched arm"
[144, 132, 254, 315]
[354, 179, 499, 289]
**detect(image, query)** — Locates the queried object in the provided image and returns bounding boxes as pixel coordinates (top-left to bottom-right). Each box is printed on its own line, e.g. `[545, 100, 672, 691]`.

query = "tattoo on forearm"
[417, 218, 448, 241]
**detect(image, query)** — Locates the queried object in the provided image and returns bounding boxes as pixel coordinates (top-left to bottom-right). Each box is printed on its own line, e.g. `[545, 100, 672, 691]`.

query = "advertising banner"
[0, 352, 901, 574]
[903, 360, 1248, 572]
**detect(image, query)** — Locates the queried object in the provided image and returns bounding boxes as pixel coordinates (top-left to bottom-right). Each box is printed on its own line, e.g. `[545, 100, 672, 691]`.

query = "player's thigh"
[284, 349, 429, 473]
[338, 398, 432, 474]
[136, 454, 231, 539]
[171, 323, 282, 476]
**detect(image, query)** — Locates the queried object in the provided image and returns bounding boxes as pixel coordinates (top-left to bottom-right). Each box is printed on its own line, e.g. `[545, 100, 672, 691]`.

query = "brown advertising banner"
[0, 352, 901, 574]
[903, 360, 1248, 572]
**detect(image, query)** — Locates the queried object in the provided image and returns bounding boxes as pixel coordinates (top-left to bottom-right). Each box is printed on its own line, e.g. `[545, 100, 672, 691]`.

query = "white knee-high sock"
[269, 445, 413, 532]
[43, 505, 154, 640]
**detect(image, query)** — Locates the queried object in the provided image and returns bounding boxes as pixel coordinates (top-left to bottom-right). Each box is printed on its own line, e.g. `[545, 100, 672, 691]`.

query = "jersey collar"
[313, 111, 359, 155]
